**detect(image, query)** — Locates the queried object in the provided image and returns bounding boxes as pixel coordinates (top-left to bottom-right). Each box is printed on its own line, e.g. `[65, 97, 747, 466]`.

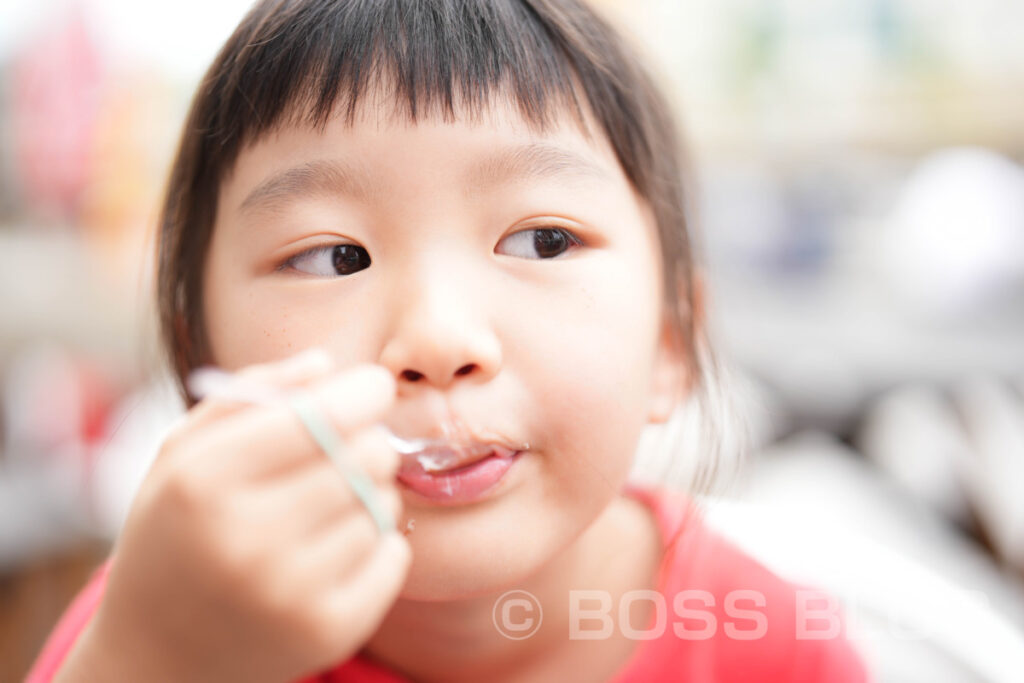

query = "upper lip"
[389, 407, 527, 472]
[397, 427, 525, 473]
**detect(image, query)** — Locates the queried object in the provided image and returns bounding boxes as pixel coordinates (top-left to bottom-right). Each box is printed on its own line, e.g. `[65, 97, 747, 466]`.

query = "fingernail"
[315, 365, 396, 423]
[327, 364, 394, 395]
[283, 348, 333, 372]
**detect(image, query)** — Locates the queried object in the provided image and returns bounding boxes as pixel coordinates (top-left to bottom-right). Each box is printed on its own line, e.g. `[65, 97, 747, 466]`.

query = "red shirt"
[27, 487, 869, 682]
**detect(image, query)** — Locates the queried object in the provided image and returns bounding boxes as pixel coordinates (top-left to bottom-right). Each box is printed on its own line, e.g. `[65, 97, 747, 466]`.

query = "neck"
[361, 494, 663, 683]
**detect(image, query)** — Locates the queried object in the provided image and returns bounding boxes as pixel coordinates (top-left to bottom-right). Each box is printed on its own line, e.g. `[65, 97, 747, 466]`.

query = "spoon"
[186, 366, 469, 469]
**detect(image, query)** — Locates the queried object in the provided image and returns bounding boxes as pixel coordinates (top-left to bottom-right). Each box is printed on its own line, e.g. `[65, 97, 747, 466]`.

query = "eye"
[281, 243, 371, 277]
[496, 227, 583, 259]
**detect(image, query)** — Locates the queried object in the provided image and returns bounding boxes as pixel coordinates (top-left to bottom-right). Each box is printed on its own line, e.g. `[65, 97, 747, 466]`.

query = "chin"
[393, 504, 568, 602]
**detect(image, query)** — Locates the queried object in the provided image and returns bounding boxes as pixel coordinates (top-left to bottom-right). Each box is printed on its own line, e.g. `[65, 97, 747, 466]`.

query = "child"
[29, 0, 868, 680]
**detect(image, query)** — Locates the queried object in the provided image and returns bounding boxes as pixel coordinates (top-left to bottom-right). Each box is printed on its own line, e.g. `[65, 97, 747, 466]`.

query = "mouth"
[396, 442, 525, 505]
[404, 441, 519, 473]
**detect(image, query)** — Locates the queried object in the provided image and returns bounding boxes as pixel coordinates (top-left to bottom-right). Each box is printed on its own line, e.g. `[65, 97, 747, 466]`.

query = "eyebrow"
[238, 142, 611, 215]
[466, 142, 612, 194]
[238, 159, 379, 215]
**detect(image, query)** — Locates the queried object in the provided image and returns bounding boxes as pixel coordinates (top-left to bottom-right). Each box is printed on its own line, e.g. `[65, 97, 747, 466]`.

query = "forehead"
[230, 79, 622, 185]
[222, 85, 636, 213]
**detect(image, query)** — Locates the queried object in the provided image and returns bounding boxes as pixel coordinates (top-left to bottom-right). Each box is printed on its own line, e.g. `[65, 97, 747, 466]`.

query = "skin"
[207, 94, 688, 681]
[57, 90, 691, 683]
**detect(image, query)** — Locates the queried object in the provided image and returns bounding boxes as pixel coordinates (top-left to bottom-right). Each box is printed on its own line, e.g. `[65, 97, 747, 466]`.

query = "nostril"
[400, 365, 476, 383]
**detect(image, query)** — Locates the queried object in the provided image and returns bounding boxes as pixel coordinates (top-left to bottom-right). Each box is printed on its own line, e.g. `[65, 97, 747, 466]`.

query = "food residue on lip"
[403, 518, 416, 536]
[412, 444, 495, 473]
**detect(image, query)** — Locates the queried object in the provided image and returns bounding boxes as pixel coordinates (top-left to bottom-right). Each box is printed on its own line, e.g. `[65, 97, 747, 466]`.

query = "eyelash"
[277, 226, 585, 275]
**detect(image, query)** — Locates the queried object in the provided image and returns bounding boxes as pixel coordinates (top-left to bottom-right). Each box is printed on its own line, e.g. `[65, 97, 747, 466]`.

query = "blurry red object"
[11, 4, 105, 220]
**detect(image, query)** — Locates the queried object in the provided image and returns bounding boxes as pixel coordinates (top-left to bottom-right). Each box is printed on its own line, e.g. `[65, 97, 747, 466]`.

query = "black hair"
[158, 0, 698, 409]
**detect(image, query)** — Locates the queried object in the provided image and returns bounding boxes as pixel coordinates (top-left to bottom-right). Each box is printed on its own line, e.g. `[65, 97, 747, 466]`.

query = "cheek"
[204, 272, 290, 368]
[203, 248, 364, 369]
[514, 257, 661, 501]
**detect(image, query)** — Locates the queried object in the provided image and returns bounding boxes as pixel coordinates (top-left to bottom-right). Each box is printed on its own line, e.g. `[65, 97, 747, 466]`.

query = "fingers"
[155, 348, 334, 478]
[322, 427, 401, 482]
[302, 365, 398, 435]
[184, 348, 336, 431]
[240, 431, 400, 538]
[248, 422, 399, 485]
[284, 487, 404, 584]
[177, 364, 397, 483]
[315, 533, 412, 647]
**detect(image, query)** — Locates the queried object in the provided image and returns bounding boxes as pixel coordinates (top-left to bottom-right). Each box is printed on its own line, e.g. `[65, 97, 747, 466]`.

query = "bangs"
[202, 0, 655, 190]
[162, 0, 694, 401]
[216, 1, 584, 140]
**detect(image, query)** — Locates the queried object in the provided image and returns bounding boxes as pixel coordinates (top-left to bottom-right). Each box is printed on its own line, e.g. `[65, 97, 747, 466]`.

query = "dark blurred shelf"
[0, 541, 110, 683]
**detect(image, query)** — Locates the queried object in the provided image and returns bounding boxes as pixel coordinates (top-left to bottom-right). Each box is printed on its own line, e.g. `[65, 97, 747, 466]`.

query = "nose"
[377, 269, 502, 392]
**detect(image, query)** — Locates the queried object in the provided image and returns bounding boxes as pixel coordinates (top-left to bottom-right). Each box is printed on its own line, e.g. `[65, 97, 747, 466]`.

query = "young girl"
[29, 0, 868, 680]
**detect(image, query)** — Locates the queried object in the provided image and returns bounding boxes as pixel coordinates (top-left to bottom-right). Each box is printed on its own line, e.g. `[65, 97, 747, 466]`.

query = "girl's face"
[204, 95, 685, 599]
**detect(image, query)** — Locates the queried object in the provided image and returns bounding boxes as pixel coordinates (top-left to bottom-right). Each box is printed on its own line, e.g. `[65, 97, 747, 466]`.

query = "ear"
[646, 319, 688, 424]
[647, 271, 705, 424]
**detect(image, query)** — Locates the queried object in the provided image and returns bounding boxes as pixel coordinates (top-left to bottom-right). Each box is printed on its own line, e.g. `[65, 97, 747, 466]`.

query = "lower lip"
[397, 451, 523, 505]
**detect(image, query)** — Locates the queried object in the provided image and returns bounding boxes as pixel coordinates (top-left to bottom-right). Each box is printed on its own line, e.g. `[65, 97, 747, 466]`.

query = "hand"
[76, 353, 410, 682]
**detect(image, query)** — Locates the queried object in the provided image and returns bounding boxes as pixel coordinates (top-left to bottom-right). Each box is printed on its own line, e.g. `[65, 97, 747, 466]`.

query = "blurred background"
[1, 0, 1022, 680]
